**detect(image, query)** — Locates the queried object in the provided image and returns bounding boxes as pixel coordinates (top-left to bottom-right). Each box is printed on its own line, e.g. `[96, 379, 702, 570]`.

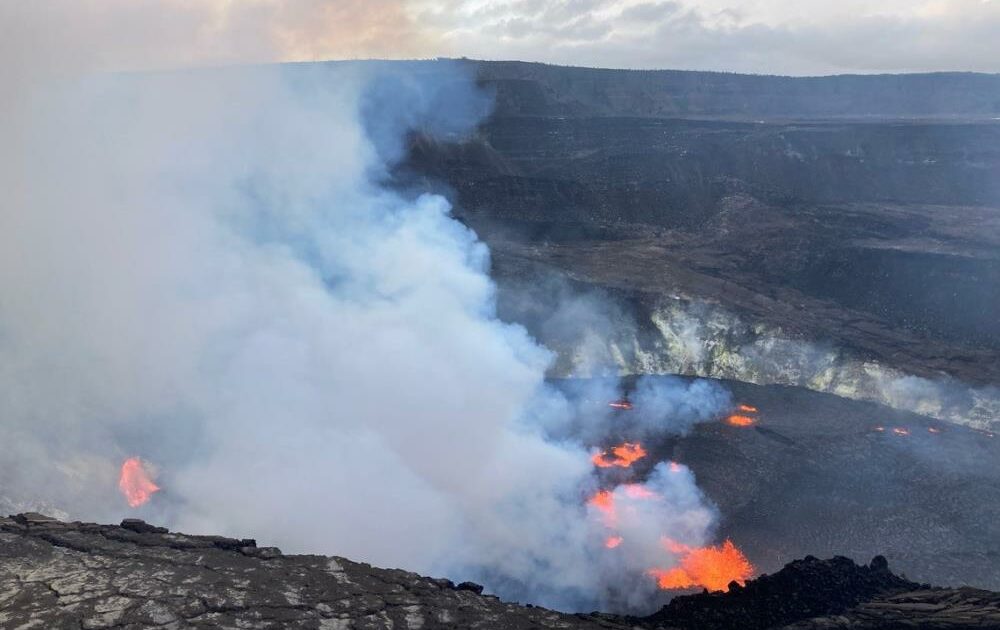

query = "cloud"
[0, 0, 430, 80]
[417, 0, 1000, 74]
[8, 1, 998, 79]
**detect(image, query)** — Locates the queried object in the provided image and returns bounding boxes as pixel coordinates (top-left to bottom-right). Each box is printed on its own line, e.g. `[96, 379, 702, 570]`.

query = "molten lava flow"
[892, 427, 911, 437]
[605, 536, 624, 549]
[118, 457, 160, 508]
[727, 402, 758, 427]
[726, 414, 755, 427]
[608, 400, 633, 410]
[651, 539, 754, 592]
[592, 442, 647, 468]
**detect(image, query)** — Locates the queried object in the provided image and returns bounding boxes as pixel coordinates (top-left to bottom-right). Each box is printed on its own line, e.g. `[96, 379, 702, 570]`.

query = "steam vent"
[5, 1, 1000, 628]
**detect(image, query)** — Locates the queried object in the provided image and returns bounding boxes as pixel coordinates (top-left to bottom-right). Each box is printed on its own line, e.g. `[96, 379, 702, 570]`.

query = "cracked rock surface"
[0, 513, 628, 630]
[5, 513, 1000, 629]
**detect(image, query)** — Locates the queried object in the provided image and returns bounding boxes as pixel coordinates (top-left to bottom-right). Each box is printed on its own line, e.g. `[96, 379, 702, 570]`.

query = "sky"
[414, 0, 1000, 74]
[3, 0, 1000, 76]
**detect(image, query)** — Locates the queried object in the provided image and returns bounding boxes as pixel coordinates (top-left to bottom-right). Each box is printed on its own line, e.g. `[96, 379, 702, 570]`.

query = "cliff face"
[400, 62, 1000, 407]
[634, 303, 996, 428]
[473, 61, 1000, 120]
[435, 117, 1000, 224]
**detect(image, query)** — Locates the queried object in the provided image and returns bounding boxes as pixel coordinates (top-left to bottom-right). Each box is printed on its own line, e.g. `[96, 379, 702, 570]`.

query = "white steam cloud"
[0, 3, 735, 614]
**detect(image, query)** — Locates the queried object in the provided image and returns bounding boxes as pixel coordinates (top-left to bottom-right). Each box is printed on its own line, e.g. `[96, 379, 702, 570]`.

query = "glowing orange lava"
[605, 536, 624, 549]
[726, 415, 755, 427]
[592, 442, 647, 468]
[608, 400, 634, 410]
[118, 457, 160, 508]
[738, 404, 758, 413]
[651, 539, 754, 592]
[669, 461, 683, 473]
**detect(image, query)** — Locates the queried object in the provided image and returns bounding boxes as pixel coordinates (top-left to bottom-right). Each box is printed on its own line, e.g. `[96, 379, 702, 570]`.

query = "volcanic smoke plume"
[0, 2, 738, 614]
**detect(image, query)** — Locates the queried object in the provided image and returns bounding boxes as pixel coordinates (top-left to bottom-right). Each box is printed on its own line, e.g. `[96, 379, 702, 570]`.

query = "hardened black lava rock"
[639, 555, 922, 630]
[5, 513, 1000, 629]
[0, 514, 630, 629]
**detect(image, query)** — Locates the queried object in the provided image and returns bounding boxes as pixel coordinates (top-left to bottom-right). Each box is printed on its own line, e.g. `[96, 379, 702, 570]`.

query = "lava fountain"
[650, 539, 754, 591]
[587, 435, 755, 594]
[118, 457, 160, 508]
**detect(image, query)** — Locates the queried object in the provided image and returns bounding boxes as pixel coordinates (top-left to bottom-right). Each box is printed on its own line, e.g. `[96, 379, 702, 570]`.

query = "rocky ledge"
[3, 514, 1000, 629]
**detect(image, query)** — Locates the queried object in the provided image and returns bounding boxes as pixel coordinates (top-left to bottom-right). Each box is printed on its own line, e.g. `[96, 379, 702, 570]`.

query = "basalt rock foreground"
[3, 513, 1000, 629]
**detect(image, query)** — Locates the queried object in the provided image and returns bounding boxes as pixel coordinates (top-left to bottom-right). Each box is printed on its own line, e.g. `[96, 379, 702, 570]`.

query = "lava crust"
[4, 514, 1000, 629]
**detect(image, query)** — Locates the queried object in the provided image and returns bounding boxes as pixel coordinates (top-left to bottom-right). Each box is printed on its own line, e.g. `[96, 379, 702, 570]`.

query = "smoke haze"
[0, 2, 739, 614]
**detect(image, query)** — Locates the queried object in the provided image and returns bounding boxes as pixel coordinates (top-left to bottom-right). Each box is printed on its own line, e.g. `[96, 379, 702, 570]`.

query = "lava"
[584, 432, 750, 592]
[726, 403, 758, 427]
[726, 414, 755, 427]
[592, 442, 647, 468]
[118, 457, 160, 508]
[892, 427, 911, 437]
[608, 400, 633, 410]
[651, 539, 754, 592]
